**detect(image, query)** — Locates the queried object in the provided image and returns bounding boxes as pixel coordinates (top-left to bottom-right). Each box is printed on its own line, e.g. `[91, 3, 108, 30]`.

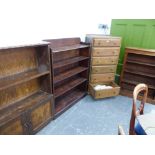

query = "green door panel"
[110, 19, 155, 84]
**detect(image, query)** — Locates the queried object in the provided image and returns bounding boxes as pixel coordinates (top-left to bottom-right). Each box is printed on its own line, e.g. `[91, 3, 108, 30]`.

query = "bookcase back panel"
[54, 75, 79, 88]
[55, 83, 85, 102]
[125, 62, 155, 74]
[53, 50, 79, 62]
[79, 59, 89, 68]
[0, 79, 40, 108]
[54, 63, 78, 76]
[0, 48, 37, 79]
[79, 48, 90, 57]
[123, 72, 155, 85]
[79, 70, 88, 79]
[127, 53, 155, 65]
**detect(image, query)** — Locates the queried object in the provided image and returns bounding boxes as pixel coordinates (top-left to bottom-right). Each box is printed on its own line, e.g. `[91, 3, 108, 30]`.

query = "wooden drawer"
[93, 38, 121, 47]
[89, 82, 120, 99]
[90, 73, 115, 83]
[91, 66, 116, 74]
[92, 57, 118, 65]
[92, 47, 120, 57]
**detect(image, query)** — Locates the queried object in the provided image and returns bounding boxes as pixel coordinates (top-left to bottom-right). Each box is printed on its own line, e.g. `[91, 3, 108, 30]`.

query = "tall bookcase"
[0, 42, 53, 135]
[45, 38, 90, 117]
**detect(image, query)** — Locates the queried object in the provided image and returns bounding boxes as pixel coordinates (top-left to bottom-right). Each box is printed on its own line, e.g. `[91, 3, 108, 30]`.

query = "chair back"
[129, 84, 148, 135]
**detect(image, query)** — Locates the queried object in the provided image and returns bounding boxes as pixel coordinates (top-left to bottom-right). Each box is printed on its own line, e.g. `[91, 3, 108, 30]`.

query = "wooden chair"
[129, 83, 148, 135]
[118, 83, 148, 135]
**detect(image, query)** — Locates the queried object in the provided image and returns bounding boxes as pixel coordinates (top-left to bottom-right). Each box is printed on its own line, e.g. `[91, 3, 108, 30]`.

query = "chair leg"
[118, 125, 125, 135]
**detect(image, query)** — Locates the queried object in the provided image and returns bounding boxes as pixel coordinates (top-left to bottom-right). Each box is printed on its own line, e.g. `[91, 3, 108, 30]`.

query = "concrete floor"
[37, 95, 155, 135]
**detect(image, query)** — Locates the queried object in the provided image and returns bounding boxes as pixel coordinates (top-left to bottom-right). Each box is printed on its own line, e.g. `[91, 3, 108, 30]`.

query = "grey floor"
[37, 95, 155, 135]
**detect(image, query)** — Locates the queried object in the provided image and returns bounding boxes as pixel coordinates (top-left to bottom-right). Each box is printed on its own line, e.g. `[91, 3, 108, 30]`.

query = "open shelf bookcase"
[0, 43, 54, 134]
[45, 38, 90, 117]
[120, 47, 155, 104]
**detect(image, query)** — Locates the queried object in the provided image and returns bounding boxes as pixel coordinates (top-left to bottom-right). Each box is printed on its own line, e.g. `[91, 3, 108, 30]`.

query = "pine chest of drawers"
[86, 34, 121, 99]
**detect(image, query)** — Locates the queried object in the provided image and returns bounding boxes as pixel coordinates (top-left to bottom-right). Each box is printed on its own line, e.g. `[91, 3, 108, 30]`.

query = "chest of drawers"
[86, 34, 121, 99]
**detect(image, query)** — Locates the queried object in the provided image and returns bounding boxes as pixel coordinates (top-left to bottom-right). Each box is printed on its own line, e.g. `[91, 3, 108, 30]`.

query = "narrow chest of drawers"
[85, 34, 121, 99]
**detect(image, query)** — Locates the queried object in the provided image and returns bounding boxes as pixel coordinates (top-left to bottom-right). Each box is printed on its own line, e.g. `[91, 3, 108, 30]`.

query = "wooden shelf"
[53, 56, 89, 69]
[52, 44, 89, 52]
[121, 79, 155, 90]
[126, 60, 155, 67]
[55, 89, 86, 117]
[0, 91, 52, 126]
[54, 67, 88, 84]
[0, 69, 50, 91]
[55, 77, 87, 98]
[124, 69, 155, 78]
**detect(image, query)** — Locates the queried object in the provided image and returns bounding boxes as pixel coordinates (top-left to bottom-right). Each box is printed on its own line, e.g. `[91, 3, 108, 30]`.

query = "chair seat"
[135, 122, 146, 135]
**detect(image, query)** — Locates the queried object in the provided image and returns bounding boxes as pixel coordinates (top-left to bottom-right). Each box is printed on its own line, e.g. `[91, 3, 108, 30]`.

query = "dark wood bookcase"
[0, 43, 54, 135]
[120, 47, 155, 104]
[45, 38, 90, 117]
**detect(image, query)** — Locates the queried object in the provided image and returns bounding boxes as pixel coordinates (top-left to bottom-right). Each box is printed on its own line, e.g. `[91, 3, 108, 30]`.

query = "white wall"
[0, 0, 111, 43]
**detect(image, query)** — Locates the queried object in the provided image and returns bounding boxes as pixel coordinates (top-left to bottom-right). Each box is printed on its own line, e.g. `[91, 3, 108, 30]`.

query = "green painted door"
[110, 19, 155, 83]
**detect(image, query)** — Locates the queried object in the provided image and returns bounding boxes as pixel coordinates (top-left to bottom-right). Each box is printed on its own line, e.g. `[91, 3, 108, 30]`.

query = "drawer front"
[92, 57, 118, 65]
[89, 83, 120, 99]
[0, 118, 24, 135]
[91, 66, 116, 74]
[93, 38, 121, 47]
[92, 47, 120, 57]
[90, 73, 115, 83]
[31, 101, 52, 132]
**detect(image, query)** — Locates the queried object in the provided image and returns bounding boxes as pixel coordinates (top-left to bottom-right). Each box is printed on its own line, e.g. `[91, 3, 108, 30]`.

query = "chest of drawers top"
[85, 34, 121, 47]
